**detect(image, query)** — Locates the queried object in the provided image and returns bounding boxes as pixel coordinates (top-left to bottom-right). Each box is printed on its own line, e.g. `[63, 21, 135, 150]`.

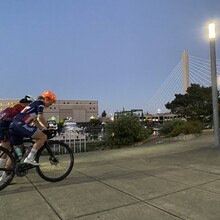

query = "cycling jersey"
[0, 104, 25, 122]
[13, 100, 44, 124]
[9, 100, 45, 144]
[0, 103, 26, 141]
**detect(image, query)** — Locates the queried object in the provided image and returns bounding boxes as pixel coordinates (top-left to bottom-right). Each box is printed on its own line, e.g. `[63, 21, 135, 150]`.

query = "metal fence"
[53, 131, 86, 153]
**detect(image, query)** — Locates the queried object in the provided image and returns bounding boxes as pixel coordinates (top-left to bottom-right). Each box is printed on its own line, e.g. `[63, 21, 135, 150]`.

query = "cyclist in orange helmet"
[9, 90, 56, 166]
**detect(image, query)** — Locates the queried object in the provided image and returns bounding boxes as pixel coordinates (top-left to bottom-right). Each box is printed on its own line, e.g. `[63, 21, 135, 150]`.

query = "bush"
[160, 120, 203, 137]
[105, 115, 151, 147]
[159, 119, 184, 135]
[86, 141, 106, 151]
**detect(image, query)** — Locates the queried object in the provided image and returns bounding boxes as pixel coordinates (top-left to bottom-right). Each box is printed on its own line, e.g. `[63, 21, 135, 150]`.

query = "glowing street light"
[209, 23, 216, 39]
[209, 22, 219, 147]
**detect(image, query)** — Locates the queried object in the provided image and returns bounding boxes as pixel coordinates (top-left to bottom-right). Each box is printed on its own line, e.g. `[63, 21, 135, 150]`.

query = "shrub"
[160, 120, 203, 137]
[160, 119, 185, 136]
[105, 115, 151, 147]
[86, 141, 106, 151]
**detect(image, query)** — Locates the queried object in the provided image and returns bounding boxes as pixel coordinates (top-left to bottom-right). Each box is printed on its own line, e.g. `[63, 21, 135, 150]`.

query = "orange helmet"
[41, 90, 56, 102]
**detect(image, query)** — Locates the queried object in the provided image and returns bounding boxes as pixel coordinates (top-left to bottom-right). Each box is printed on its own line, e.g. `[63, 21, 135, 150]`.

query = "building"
[0, 99, 98, 123]
[114, 109, 144, 120]
[145, 112, 180, 125]
[113, 109, 180, 125]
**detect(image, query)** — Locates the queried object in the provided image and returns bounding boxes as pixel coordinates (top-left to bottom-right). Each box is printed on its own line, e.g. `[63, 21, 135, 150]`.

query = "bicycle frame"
[38, 141, 59, 165]
[0, 129, 74, 190]
[15, 141, 56, 177]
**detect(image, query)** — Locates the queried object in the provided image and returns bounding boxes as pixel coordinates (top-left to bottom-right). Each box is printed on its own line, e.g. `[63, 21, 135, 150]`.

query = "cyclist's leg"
[0, 120, 11, 148]
[0, 126, 12, 173]
[1, 141, 10, 149]
[25, 130, 47, 162]
[0, 130, 10, 150]
[0, 146, 15, 188]
[0, 155, 6, 176]
[0, 143, 8, 168]
[0, 137, 15, 181]
[10, 121, 47, 165]
[31, 130, 47, 150]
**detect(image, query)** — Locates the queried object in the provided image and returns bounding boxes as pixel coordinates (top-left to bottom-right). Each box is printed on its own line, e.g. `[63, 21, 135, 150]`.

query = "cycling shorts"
[9, 120, 39, 145]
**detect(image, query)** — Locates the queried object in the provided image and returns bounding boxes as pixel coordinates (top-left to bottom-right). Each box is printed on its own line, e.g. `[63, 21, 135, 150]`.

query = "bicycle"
[0, 129, 74, 191]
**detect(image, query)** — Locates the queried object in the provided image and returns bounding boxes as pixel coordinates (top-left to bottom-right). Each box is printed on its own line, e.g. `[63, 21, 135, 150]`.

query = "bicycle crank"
[15, 163, 34, 177]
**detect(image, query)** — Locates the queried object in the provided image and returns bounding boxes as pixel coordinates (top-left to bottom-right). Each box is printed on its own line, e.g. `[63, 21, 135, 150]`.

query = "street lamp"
[209, 23, 216, 39]
[209, 22, 220, 147]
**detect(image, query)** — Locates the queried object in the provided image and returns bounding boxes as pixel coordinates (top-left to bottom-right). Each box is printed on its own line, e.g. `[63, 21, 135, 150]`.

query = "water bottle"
[15, 146, 23, 160]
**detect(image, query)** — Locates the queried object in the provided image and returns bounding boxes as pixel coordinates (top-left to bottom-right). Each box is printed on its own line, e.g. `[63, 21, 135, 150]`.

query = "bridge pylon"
[182, 50, 189, 94]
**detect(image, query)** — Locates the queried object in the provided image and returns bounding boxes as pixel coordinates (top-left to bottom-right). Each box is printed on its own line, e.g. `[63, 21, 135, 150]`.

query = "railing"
[53, 131, 86, 153]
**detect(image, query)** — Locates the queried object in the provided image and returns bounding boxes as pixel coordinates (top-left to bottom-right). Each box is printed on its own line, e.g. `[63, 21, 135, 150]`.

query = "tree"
[101, 110, 107, 117]
[165, 84, 215, 122]
[90, 118, 101, 126]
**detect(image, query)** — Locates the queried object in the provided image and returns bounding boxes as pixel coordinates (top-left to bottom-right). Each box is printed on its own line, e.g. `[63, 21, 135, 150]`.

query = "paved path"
[1, 133, 220, 220]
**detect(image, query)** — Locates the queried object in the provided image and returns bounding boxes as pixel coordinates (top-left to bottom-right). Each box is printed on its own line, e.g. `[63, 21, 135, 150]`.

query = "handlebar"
[42, 129, 58, 140]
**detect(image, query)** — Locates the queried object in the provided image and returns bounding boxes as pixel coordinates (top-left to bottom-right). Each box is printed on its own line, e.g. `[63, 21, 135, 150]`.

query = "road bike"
[0, 129, 74, 191]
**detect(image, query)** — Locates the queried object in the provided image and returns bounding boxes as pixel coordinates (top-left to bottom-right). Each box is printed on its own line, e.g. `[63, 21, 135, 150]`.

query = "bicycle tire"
[0, 146, 16, 191]
[35, 140, 74, 182]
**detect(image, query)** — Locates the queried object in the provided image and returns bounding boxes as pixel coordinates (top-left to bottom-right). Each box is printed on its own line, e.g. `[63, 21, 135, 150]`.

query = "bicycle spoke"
[36, 141, 74, 182]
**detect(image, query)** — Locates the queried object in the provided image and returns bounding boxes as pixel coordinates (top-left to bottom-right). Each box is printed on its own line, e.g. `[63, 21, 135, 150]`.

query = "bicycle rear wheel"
[35, 140, 74, 182]
[0, 146, 16, 191]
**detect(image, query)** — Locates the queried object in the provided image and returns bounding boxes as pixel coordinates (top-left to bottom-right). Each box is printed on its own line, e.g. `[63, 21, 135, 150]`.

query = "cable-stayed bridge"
[146, 52, 220, 114]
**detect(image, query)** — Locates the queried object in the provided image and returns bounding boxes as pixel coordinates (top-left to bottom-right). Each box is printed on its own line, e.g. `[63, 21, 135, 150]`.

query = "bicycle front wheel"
[0, 146, 16, 191]
[35, 140, 74, 182]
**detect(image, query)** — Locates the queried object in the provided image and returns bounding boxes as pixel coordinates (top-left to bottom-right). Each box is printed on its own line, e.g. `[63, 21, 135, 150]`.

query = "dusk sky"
[0, 0, 220, 115]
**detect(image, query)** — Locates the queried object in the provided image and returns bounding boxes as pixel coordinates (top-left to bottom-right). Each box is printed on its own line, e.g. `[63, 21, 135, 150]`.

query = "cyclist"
[0, 96, 34, 149]
[9, 90, 56, 166]
[0, 96, 34, 176]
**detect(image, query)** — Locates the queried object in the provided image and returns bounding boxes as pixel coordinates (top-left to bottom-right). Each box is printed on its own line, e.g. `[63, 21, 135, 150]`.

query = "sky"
[0, 0, 220, 115]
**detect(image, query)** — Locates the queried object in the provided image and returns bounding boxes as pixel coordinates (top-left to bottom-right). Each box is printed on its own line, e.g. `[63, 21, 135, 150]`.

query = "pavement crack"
[77, 170, 185, 220]
[25, 176, 63, 220]
[73, 202, 139, 219]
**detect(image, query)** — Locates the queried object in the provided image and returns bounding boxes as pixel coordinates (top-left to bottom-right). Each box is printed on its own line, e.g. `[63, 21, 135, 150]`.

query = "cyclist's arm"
[33, 119, 44, 129]
[36, 114, 49, 129]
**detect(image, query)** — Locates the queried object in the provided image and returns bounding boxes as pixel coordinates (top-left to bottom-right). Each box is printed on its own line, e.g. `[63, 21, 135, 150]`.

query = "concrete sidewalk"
[1, 133, 220, 220]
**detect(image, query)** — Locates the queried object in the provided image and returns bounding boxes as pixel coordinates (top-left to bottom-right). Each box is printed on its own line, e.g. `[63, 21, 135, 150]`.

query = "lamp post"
[209, 22, 220, 147]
